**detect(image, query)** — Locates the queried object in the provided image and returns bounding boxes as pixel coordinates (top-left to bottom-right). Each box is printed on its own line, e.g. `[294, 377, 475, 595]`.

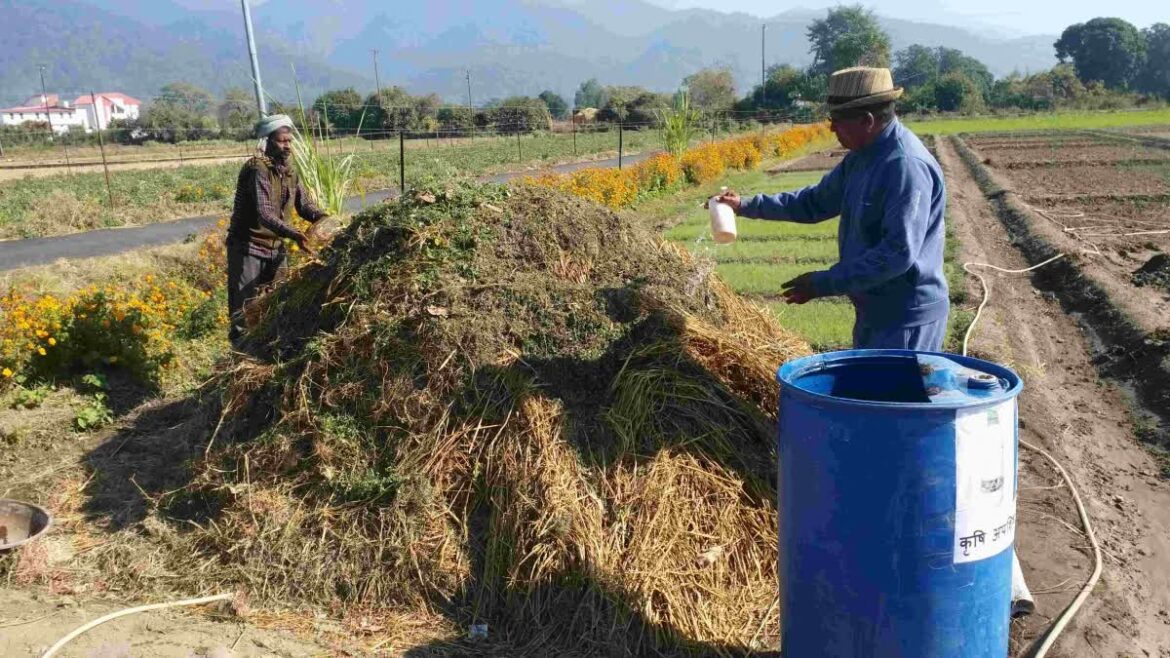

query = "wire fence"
[0, 109, 810, 170]
[0, 114, 813, 221]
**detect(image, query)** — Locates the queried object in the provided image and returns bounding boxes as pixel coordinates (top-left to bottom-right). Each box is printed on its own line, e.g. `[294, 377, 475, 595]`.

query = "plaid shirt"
[228, 158, 328, 259]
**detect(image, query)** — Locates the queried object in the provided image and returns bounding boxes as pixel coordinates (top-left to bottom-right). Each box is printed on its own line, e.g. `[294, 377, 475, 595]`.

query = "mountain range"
[0, 0, 1060, 108]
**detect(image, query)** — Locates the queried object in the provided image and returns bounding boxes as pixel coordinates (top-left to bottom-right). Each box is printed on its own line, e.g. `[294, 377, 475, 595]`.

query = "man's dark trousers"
[227, 245, 287, 346]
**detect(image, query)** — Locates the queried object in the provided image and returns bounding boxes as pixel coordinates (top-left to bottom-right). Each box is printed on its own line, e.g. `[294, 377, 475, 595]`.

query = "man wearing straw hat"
[226, 114, 329, 347]
[716, 67, 948, 352]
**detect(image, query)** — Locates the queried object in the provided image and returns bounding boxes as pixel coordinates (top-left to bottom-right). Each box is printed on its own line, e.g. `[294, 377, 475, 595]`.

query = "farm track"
[0, 149, 659, 271]
[939, 136, 1170, 657]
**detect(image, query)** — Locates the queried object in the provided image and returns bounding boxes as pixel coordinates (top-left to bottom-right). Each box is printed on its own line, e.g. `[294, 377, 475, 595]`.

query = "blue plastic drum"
[777, 350, 1023, 657]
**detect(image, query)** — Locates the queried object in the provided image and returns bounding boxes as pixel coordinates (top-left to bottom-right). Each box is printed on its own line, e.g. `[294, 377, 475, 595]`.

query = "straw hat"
[826, 67, 903, 111]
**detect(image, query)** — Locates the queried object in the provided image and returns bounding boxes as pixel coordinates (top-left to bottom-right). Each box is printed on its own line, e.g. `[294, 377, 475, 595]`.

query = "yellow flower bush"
[527, 123, 832, 207]
[680, 145, 728, 185]
[0, 274, 220, 388]
[632, 153, 684, 192]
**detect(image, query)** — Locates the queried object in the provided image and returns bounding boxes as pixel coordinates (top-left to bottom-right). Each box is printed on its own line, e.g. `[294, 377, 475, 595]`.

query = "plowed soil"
[939, 137, 1170, 657]
[1005, 164, 1170, 197]
[982, 145, 1170, 167]
[767, 149, 846, 173]
[964, 141, 1170, 334]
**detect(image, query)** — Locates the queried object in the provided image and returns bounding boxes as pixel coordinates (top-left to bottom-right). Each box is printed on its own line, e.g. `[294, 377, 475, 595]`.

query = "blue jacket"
[739, 119, 949, 328]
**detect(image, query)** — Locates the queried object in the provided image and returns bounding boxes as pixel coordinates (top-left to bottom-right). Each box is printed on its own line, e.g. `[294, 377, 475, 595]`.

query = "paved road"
[0, 151, 655, 271]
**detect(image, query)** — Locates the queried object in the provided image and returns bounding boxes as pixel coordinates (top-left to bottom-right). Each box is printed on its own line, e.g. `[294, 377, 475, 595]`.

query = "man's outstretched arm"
[732, 163, 844, 224]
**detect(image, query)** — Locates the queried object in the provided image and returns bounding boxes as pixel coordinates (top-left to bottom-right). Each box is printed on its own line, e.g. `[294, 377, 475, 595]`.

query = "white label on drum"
[953, 399, 1017, 564]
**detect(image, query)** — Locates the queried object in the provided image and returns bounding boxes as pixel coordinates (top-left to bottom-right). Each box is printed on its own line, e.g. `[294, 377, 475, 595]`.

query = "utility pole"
[465, 71, 473, 111]
[90, 91, 114, 208]
[240, 0, 267, 118]
[39, 65, 52, 136]
[761, 24, 767, 109]
[371, 49, 382, 97]
[39, 65, 70, 172]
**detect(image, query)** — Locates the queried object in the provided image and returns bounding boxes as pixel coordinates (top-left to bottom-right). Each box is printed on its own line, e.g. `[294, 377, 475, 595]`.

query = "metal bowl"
[0, 499, 52, 550]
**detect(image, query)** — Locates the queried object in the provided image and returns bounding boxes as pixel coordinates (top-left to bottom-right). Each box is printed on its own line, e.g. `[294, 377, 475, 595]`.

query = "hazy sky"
[647, 0, 1161, 35]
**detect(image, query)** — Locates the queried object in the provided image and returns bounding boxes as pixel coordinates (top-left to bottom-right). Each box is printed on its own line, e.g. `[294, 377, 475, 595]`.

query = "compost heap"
[184, 183, 810, 654]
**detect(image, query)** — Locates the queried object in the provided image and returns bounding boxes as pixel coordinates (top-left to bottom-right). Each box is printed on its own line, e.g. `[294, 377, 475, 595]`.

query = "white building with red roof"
[0, 92, 141, 133]
[73, 92, 141, 130]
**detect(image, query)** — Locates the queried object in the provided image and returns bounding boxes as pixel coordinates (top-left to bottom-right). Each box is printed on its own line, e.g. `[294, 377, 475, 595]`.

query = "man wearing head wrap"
[225, 114, 328, 347]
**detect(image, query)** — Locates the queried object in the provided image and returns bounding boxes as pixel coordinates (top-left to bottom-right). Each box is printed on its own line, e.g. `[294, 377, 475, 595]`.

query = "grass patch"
[689, 239, 838, 263]
[764, 300, 855, 351]
[718, 262, 826, 295]
[908, 108, 1170, 136]
[647, 160, 857, 348]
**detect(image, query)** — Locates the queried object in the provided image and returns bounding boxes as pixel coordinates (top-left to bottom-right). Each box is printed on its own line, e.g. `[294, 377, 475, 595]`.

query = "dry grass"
[0, 242, 203, 296]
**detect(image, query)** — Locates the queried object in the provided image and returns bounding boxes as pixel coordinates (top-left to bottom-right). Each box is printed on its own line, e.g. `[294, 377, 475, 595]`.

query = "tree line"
[735, 7, 1170, 117]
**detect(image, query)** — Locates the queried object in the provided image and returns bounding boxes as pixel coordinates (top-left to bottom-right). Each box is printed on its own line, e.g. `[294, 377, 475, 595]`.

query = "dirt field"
[980, 144, 1170, 168]
[766, 149, 847, 172]
[965, 133, 1170, 336]
[939, 137, 1170, 656]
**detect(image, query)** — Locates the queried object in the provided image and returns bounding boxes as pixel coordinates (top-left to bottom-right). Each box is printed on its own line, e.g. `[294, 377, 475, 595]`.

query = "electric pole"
[39, 65, 52, 133]
[371, 49, 382, 98]
[761, 24, 767, 108]
[465, 71, 473, 111]
[240, 0, 267, 118]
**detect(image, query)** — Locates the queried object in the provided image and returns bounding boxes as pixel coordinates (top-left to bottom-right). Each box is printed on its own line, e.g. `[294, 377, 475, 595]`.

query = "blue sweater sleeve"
[813, 157, 934, 296]
[738, 163, 844, 223]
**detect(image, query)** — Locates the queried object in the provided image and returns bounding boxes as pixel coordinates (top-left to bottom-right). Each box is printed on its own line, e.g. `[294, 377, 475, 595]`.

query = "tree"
[140, 82, 218, 142]
[366, 87, 414, 134]
[596, 86, 669, 126]
[538, 90, 569, 120]
[936, 48, 994, 97]
[807, 6, 891, 76]
[893, 45, 939, 90]
[1055, 18, 1146, 89]
[933, 73, 985, 113]
[437, 107, 475, 135]
[490, 97, 551, 133]
[894, 45, 993, 101]
[218, 88, 255, 140]
[684, 67, 737, 111]
[312, 88, 365, 135]
[155, 82, 215, 116]
[735, 64, 825, 118]
[574, 78, 608, 109]
[1139, 23, 1170, 97]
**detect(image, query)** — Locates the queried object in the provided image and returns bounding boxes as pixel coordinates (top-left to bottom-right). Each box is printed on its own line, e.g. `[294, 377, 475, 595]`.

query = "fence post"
[90, 91, 115, 208]
[516, 130, 522, 163]
[399, 130, 406, 194]
[59, 129, 73, 175]
[572, 119, 577, 156]
[178, 144, 184, 166]
[618, 123, 623, 170]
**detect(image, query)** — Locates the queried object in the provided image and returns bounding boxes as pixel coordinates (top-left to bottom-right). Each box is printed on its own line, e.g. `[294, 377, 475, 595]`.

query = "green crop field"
[657, 167, 856, 350]
[657, 165, 975, 352]
[0, 128, 665, 240]
[907, 107, 1170, 136]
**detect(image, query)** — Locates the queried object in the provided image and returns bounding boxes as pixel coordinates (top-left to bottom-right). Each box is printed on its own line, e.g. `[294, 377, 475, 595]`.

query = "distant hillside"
[0, 0, 369, 107]
[2, 0, 1059, 107]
